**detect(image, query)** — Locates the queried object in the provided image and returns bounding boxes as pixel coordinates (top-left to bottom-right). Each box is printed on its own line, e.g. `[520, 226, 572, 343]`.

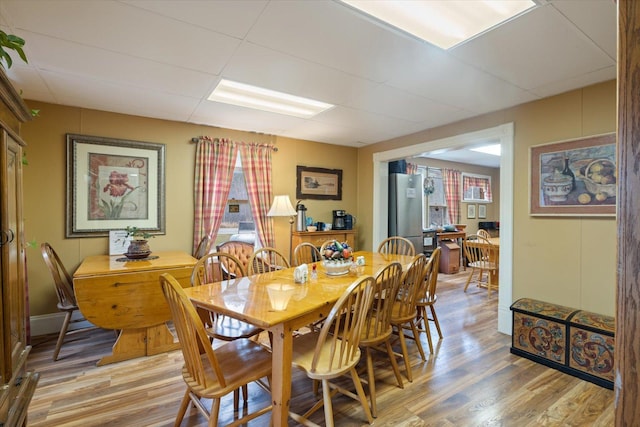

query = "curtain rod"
[190, 136, 278, 152]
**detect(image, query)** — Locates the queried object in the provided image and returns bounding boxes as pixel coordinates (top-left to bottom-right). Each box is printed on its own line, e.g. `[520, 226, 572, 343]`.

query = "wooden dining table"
[465, 236, 500, 285]
[182, 250, 414, 426]
[73, 251, 197, 366]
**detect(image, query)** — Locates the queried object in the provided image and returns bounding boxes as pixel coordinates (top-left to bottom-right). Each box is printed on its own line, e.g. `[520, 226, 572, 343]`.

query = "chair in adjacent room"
[293, 242, 322, 266]
[40, 242, 96, 361]
[216, 240, 254, 272]
[290, 275, 376, 427]
[463, 234, 499, 296]
[193, 235, 211, 259]
[248, 247, 290, 275]
[477, 229, 491, 239]
[415, 247, 443, 354]
[190, 252, 262, 342]
[159, 273, 272, 427]
[377, 236, 416, 256]
[358, 261, 404, 417]
[388, 253, 429, 382]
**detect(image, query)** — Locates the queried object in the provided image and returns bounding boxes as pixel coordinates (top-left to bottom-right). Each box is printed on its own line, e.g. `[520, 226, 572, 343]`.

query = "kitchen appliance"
[388, 173, 423, 252]
[296, 201, 308, 232]
[345, 214, 355, 230]
[332, 210, 347, 230]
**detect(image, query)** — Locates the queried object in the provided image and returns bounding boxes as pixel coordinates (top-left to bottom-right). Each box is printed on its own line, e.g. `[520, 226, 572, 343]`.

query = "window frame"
[461, 172, 493, 203]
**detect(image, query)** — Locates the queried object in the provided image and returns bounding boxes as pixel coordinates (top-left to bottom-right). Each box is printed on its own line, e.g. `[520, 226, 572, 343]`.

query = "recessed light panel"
[339, 0, 536, 49]
[208, 79, 334, 118]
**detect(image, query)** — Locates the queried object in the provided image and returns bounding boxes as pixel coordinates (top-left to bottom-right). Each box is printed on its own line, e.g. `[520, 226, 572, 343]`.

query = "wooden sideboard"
[292, 230, 356, 250]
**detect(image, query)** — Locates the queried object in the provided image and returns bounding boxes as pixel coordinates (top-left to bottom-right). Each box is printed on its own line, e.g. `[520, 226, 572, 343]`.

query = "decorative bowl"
[542, 173, 573, 202]
[322, 260, 353, 276]
[306, 225, 317, 232]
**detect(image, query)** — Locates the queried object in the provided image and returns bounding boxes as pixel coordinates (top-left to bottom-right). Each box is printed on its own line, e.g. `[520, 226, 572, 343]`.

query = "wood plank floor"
[26, 271, 615, 426]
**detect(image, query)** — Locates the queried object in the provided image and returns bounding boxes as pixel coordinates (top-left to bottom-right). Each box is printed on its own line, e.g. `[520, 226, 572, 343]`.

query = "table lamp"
[267, 195, 297, 263]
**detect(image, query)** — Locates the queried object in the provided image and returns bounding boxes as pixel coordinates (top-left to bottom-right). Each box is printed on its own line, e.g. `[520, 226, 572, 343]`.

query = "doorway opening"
[372, 123, 514, 334]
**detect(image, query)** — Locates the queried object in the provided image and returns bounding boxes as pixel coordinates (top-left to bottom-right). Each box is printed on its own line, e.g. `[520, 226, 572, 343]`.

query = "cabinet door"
[1, 131, 26, 384]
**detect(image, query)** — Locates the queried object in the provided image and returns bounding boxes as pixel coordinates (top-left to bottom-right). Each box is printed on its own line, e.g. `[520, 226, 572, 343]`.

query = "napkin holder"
[294, 264, 308, 283]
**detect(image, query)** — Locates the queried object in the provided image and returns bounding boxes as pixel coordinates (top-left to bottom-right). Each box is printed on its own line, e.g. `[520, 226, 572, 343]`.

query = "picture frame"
[530, 133, 616, 216]
[296, 166, 342, 200]
[467, 204, 476, 219]
[478, 204, 487, 219]
[66, 134, 166, 237]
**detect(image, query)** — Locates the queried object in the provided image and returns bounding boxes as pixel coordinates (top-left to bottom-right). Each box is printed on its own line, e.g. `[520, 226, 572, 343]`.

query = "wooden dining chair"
[159, 273, 272, 427]
[40, 242, 97, 361]
[248, 247, 290, 275]
[377, 236, 416, 256]
[416, 247, 443, 354]
[293, 242, 322, 266]
[359, 261, 404, 417]
[190, 252, 262, 342]
[463, 234, 499, 296]
[389, 253, 429, 382]
[290, 275, 376, 427]
[193, 235, 211, 259]
[477, 229, 491, 239]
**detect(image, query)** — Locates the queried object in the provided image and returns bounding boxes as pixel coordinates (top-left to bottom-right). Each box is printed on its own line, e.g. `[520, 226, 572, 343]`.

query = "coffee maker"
[332, 210, 347, 230]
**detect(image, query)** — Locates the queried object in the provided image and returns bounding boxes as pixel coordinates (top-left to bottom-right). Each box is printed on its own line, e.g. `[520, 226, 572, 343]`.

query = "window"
[461, 172, 492, 203]
[217, 154, 255, 245]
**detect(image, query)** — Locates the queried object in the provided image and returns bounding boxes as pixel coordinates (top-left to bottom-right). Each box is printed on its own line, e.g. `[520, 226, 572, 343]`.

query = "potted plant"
[124, 226, 154, 259]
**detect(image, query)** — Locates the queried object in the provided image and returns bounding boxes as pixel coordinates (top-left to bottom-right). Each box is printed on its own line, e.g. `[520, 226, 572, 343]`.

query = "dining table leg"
[269, 322, 294, 426]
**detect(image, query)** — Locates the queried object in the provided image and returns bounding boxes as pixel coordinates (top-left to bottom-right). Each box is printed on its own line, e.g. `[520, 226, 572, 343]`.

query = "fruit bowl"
[578, 159, 616, 198]
[322, 260, 353, 276]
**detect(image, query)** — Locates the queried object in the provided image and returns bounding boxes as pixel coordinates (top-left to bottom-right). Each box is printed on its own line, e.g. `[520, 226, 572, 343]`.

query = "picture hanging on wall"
[296, 166, 342, 200]
[530, 133, 616, 216]
[66, 134, 166, 237]
[467, 204, 476, 219]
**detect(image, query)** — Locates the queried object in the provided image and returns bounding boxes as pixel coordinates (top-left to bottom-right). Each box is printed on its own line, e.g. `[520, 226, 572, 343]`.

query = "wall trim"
[30, 312, 95, 337]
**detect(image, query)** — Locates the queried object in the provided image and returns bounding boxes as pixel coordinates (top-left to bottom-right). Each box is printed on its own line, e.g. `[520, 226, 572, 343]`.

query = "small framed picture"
[467, 204, 476, 219]
[478, 204, 487, 219]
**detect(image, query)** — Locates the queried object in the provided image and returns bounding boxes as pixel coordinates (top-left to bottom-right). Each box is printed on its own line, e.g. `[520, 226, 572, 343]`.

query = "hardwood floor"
[26, 271, 614, 426]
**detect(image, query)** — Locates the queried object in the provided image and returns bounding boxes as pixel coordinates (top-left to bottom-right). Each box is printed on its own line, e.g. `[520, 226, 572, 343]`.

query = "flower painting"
[67, 134, 165, 237]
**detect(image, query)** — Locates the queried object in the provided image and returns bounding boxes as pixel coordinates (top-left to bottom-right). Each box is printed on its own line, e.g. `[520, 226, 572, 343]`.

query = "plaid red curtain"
[192, 138, 238, 253]
[443, 168, 461, 224]
[239, 143, 275, 248]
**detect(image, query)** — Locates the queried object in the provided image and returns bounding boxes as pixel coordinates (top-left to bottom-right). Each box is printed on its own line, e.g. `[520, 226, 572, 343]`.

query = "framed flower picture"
[66, 134, 166, 237]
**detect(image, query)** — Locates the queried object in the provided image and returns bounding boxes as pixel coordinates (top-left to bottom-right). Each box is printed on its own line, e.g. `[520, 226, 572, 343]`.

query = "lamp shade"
[267, 195, 296, 217]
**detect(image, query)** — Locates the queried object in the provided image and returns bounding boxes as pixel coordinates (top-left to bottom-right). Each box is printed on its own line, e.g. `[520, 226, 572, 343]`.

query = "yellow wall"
[357, 80, 617, 316]
[22, 103, 357, 316]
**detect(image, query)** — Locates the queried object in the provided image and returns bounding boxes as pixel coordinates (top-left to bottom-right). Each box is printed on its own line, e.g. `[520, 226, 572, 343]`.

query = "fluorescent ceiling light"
[208, 79, 334, 118]
[339, 0, 536, 49]
[470, 144, 501, 156]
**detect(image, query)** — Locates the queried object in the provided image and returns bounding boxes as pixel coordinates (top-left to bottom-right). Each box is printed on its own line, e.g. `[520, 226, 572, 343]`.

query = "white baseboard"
[30, 312, 96, 337]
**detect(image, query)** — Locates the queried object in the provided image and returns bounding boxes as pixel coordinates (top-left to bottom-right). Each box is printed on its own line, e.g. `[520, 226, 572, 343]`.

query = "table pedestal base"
[97, 323, 179, 366]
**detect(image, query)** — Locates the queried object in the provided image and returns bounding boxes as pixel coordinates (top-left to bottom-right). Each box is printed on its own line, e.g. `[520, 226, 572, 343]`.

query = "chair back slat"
[311, 276, 375, 373]
[248, 247, 290, 275]
[293, 242, 321, 266]
[40, 243, 77, 309]
[160, 273, 226, 389]
[424, 248, 442, 303]
[191, 252, 246, 286]
[394, 254, 428, 320]
[362, 262, 402, 340]
[377, 236, 416, 256]
[464, 235, 495, 269]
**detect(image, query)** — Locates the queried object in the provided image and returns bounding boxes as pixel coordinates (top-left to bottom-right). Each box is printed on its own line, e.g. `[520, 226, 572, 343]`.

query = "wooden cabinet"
[0, 68, 38, 426]
[292, 230, 356, 250]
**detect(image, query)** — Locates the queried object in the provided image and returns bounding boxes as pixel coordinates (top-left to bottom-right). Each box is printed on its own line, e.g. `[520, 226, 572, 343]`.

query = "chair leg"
[463, 269, 475, 292]
[396, 325, 413, 382]
[350, 367, 374, 424]
[209, 397, 221, 427]
[174, 389, 191, 427]
[365, 347, 377, 417]
[423, 314, 434, 354]
[322, 379, 335, 427]
[409, 320, 426, 361]
[53, 310, 73, 361]
[430, 305, 443, 339]
[384, 339, 404, 389]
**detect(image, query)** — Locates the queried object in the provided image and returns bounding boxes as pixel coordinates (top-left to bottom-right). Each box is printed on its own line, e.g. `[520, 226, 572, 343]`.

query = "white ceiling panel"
[0, 0, 618, 165]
